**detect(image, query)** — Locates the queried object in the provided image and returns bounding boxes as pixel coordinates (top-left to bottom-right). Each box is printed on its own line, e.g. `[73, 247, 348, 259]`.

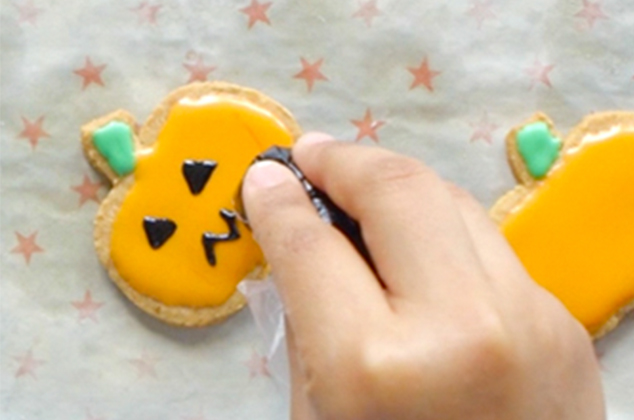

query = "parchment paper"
[1, 1, 633, 419]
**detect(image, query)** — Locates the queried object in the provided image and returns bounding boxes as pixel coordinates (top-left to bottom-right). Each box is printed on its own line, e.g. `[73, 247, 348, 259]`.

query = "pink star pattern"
[131, 2, 162, 25]
[14, 0, 42, 25]
[245, 349, 271, 379]
[72, 175, 103, 206]
[7, 2, 634, 413]
[469, 112, 499, 144]
[575, 0, 608, 29]
[467, 0, 496, 29]
[353, 0, 382, 27]
[11, 231, 44, 265]
[293, 58, 328, 92]
[17, 115, 50, 149]
[130, 351, 160, 379]
[14, 349, 45, 378]
[526, 59, 555, 90]
[240, 0, 272, 29]
[408, 57, 441, 92]
[183, 57, 216, 83]
[72, 291, 105, 323]
[74, 57, 107, 90]
[352, 109, 385, 143]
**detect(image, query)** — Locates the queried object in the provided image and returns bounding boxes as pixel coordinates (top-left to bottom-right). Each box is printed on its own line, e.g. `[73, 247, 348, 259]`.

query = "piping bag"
[236, 146, 373, 267]
[236, 146, 374, 401]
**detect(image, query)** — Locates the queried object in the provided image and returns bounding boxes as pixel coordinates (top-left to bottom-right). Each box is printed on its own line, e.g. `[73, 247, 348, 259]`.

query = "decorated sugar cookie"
[491, 112, 634, 338]
[81, 82, 300, 326]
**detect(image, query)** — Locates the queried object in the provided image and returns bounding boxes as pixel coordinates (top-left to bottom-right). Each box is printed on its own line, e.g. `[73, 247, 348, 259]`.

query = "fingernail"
[244, 160, 293, 190]
[297, 131, 336, 146]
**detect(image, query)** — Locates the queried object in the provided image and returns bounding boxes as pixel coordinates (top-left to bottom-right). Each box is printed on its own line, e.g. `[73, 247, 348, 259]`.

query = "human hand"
[241, 133, 605, 420]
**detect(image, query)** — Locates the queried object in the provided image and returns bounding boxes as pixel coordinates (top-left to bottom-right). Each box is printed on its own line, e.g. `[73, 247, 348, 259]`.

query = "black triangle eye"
[143, 217, 177, 249]
[183, 160, 217, 195]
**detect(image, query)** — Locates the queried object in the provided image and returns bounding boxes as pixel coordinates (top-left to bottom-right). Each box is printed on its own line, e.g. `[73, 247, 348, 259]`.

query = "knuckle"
[459, 308, 516, 376]
[358, 350, 394, 391]
[356, 335, 411, 392]
[353, 337, 426, 414]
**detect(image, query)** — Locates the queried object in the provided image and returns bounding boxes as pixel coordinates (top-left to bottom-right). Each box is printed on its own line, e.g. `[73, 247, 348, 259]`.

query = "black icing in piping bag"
[236, 146, 375, 271]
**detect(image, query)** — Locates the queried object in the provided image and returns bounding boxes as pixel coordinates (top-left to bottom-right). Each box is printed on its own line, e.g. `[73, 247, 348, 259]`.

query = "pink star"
[352, 109, 385, 143]
[72, 174, 103, 206]
[245, 349, 271, 379]
[72, 291, 105, 323]
[408, 57, 441, 92]
[293, 58, 328, 92]
[17, 115, 50, 149]
[240, 0, 272, 29]
[131, 2, 162, 25]
[14, 0, 42, 25]
[74, 57, 107, 90]
[11, 231, 44, 265]
[575, 0, 608, 29]
[467, 0, 495, 29]
[526, 60, 555, 90]
[183, 57, 216, 83]
[14, 349, 45, 378]
[469, 112, 499, 144]
[130, 351, 160, 379]
[352, 0, 382, 27]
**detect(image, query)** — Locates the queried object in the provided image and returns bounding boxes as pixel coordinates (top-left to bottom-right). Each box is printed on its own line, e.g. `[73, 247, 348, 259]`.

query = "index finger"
[292, 139, 485, 301]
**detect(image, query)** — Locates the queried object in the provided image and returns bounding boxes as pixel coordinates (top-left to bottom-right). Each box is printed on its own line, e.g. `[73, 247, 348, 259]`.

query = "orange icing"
[502, 130, 634, 333]
[110, 96, 294, 307]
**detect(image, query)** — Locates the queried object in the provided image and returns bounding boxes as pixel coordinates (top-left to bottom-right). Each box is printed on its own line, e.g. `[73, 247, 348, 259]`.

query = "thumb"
[242, 159, 319, 254]
[241, 158, 380, 339]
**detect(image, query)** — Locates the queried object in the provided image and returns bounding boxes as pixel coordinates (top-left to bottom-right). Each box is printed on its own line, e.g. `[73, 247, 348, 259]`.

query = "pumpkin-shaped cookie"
[81, 82, 300, 326]
[492, 112, 634, 338]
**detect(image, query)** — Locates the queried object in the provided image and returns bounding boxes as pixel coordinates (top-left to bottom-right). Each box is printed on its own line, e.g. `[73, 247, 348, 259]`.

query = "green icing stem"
[92, 121, 136, 176]
[516, 122, 562, 179]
